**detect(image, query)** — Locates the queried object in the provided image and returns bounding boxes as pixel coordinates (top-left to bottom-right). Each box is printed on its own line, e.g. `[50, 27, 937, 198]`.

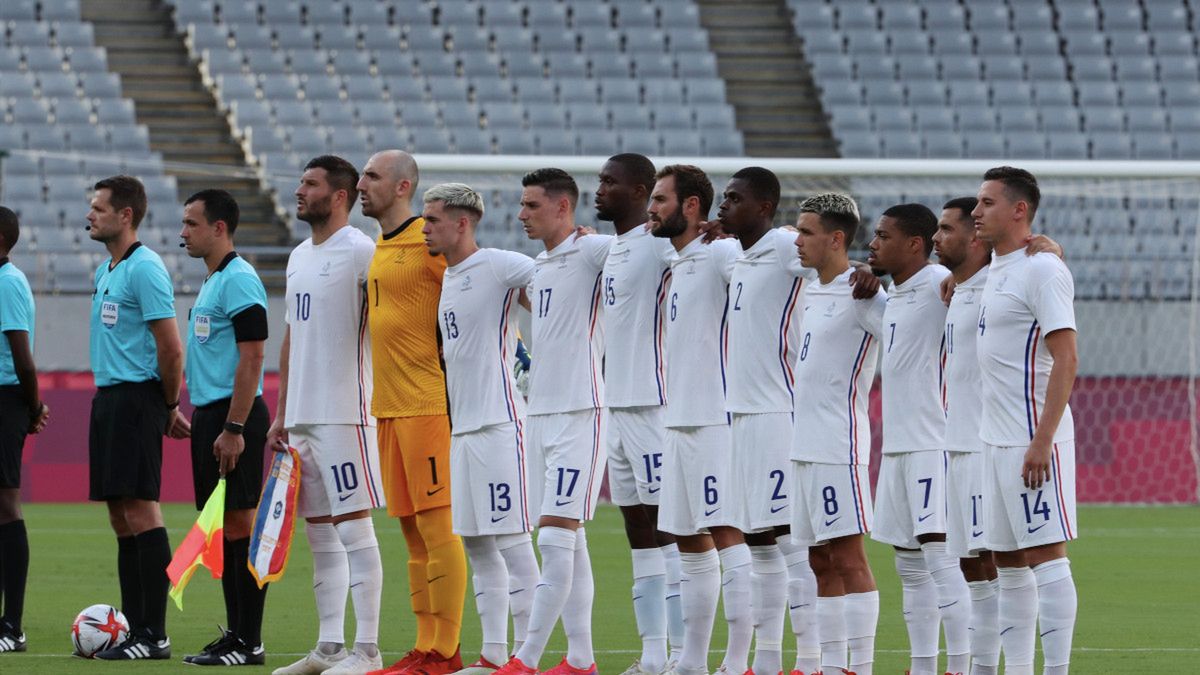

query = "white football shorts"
[525, 408, 607, 523]
[983, 441, 1077, 552]
[450, 421, 532, 537]
[729, 412, 793, 532]
[790, 461, 873, 546]
[606, 405, 666, 506]
[872, 450, 948, 549]
[291, 424, 385, 518]
[659, 424, 734, 536]
[946, 450, 987, 557]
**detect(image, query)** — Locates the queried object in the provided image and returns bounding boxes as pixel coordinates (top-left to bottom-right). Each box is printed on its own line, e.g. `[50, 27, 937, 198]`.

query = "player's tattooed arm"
[848, 260, 881, 299]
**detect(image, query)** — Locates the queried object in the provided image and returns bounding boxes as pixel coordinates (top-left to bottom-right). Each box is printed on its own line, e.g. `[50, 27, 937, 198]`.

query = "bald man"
[358, 151, 467, 674]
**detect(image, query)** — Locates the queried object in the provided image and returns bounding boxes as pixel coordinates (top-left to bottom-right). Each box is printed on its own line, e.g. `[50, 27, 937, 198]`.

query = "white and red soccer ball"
[71, 604, 129, 658]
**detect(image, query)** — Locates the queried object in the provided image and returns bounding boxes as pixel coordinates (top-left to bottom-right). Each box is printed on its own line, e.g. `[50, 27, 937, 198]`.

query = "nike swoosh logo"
[338, 493, 354, 502]
[350, 582, 363, 589]
[555, 499, 573, 506]
[491, 515, 508, 523]
[917, 512, 933, 522]
[704, 508, 719, 516]
[938, 600, 959, 609]
[789, 603, 808, 610]
[1000, 626, 1015, 636]
[1027, 523, 1048, 533]
[428, 575, 446, 583]
[824, 516, 841, 527]
[972, 530, 984, 537]
[770, 504, 786, 513]
[1040, 628, 1059, 637]
[509, 588, 525, 595]
[648, 486, 661, 494]
[426, 486, 445, 496]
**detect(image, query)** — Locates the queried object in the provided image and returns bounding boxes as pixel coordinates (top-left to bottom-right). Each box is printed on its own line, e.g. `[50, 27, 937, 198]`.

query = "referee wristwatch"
[223, 421, 245, 435]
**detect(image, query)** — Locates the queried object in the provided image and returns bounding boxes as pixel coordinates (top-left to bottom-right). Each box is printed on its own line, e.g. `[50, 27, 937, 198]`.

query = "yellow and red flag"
[167, 478, 226, 609]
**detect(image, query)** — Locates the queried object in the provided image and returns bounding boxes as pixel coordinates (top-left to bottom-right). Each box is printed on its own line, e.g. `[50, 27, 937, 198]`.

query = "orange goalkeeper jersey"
[367, 217, 449, 418]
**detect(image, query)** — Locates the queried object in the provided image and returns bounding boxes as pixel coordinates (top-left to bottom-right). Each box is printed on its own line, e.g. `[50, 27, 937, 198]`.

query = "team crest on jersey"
[961, 289, 977, 304]
[995, 275, 1008, 292]
[824, 301, 837, 317]
[684, 261, 696, 275]
[319, 261, 332, 277]
[460, 274, 472, 291]
[194, 315, 211, 343]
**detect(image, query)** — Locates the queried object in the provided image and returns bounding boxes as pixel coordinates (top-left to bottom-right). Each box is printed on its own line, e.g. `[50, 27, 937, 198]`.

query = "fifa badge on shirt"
[194, 315, 211, 343]
[101, 301, 119, 328]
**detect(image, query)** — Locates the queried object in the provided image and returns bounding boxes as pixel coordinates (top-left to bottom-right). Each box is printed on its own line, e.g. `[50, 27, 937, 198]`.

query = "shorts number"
[604, 277, 615, 305]
[733, 282, 744, 311]
[428, 456, 439, 485]
[703, 475, 718, 506]
[373, 279, 380, 307]
[538, 288, 553, 318]
[330, 462, 358, 493]
[442, 311, 459, 339]
[1021, 490, 1050, 524]
[489, 482, 511, 512]
[669, 292, 678, 321]
[799, 332, 811, 361]
[556, 467, 580, 497]
[294, 292, 311, 321]
[918, 476, 933, 510]
[769, 469, 786, 501]
[971, 494, 981, 526]
[822, 485, 838, 516]
[642, 452, 662, 485]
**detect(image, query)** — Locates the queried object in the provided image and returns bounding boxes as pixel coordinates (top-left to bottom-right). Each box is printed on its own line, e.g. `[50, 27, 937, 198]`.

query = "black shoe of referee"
[186, 628, 265, 666]
[94, 628, 171, 660]
[0, 619, 26, 653]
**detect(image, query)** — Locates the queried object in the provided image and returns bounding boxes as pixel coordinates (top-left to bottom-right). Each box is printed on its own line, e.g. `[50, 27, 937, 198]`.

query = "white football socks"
[922, 541, 971, 674]
[463, 535, 510, 666]
[968, 578, 1000, 674]
[778, 537, 820, 674]
[845, 590, 879, 675]
[677, 549, 720, 674]
[306, 522, 348, 645]
[717, 544, 752, 674]
[630, 547, 669, 673]
[661, 543, 684, 664]
[335, 518, 382, 648]
[749, 544, 786, 675]
[516, 527, 576, 669]
[817, 594, 848, 674]
[563, 529, 595, 669]
[996, 566, 1038, 675]
[895, 550, 939, 675]
[497, 532, 539, 654]
[1033, 558, 1076, 675]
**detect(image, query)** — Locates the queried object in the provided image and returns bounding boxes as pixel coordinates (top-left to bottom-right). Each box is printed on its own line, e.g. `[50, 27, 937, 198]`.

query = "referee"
[86, 176, 190, 661]
[178, 189, 270, 667]
[0, 206, 49, 654]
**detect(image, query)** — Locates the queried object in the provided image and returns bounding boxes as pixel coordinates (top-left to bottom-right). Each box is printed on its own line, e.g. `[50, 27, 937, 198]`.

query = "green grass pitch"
[5, 504, 1197, 673]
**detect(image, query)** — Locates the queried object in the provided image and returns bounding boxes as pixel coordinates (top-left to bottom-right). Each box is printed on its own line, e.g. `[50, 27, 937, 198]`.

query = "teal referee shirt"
[0, 258, 35, 386]
[89, 242, 176, 387]
[185, 252, 268, 407]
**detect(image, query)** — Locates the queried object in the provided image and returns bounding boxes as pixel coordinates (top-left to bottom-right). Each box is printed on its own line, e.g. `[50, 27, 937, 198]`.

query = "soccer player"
[494, 169, 610, 675]
[0, 206, 49, 654]
[646, 165, 753, 675]
[594, 154, 683, 675]
[933, 197, 1002, 675]
[420, 183, 536, 674]
[972, 167, 1078, 675]
[791, 194, 887, 675]
[357, 150, 470, 675]
[86, 175, 189, 660]
[269, 156, 386, 675]
[178, 189, 271, 666]
[867, 204, 970, 675]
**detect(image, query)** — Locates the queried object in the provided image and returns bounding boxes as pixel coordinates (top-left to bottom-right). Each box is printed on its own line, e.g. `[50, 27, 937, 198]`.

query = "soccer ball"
[71, 604, 129, 658]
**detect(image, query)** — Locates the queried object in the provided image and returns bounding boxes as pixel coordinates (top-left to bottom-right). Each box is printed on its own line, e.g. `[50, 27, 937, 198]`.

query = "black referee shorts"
[190, 396, 269, 511]
[89, 380, 169, 502]
[0, 385, 30, 489]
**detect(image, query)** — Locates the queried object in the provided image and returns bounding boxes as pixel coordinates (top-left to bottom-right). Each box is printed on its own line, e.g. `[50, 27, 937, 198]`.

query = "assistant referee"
[85, 175, 190, 661]
[178, 189, 270, 667]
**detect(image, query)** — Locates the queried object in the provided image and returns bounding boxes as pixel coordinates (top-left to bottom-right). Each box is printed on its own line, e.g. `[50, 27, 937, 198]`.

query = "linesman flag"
[167, 478, 226, 610]
[248, 446, 301, 588]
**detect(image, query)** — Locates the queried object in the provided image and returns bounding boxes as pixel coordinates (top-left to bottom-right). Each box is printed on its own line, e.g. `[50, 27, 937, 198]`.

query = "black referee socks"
[226, 537, 267, 647]
[134, 527, 171, 640]
[0, 520, 28, 630]
[117, 535, 142, 631]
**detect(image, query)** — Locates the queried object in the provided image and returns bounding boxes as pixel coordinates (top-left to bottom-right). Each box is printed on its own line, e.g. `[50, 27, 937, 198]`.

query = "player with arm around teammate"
[0, 206, 49, 654]
[420, 183, 539, 675]
[178, 189, 271, 666]
[932, 197, 1003, 675]
[269, 156, 386, 675]
[791, 194, 888, 675]
[972, 167, 1079, 675]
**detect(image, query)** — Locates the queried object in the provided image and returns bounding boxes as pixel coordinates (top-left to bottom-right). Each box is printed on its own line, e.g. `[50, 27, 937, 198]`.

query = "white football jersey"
[880, 263, 952, 454]
[284, 226, 376, 428]
[527, 233, 613, 415]
[977, 250, 1076, 445]
[663, 237, 740, 428]
[791, 268, 888, 464]
[601, 225, 676, 408]
[439, 249, 535, 435]
[725, 228, 817, 414]
[943, 266, 988, 453]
